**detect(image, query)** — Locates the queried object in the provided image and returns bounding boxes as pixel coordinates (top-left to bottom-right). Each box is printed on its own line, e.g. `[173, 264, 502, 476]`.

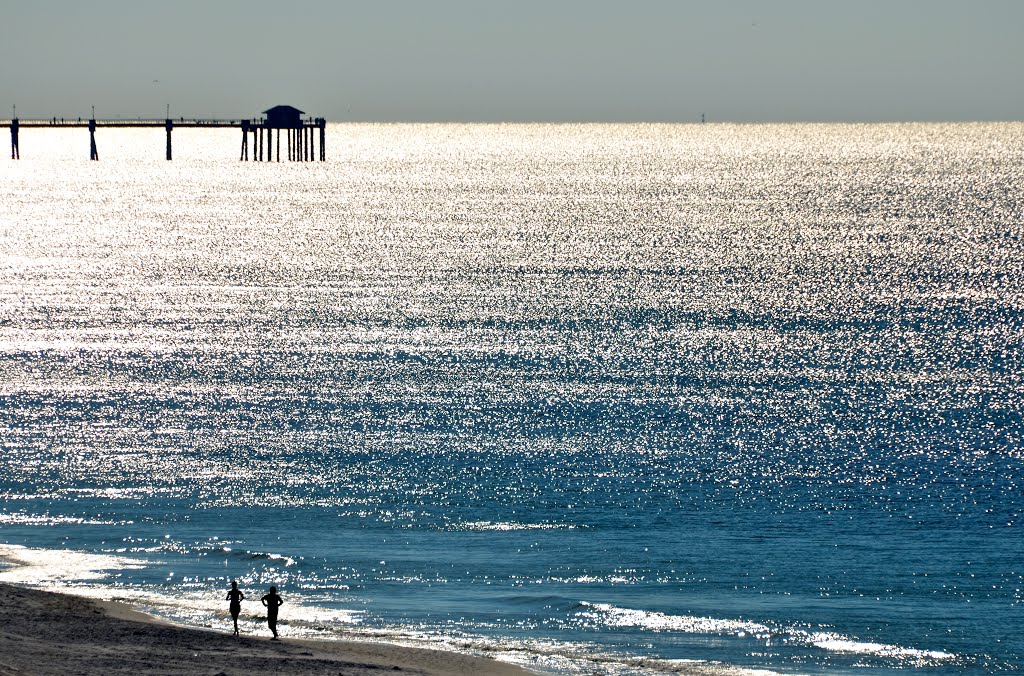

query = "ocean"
[0, 122, 1022, 675]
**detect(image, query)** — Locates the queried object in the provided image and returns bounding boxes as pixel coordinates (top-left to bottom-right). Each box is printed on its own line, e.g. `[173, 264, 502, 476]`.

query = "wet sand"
[0, 582, 531, 676]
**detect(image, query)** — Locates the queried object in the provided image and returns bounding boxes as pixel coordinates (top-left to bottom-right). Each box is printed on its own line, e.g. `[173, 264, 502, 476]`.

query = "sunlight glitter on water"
[0, 544, 146, 584]
[2, 122, 1023, 674]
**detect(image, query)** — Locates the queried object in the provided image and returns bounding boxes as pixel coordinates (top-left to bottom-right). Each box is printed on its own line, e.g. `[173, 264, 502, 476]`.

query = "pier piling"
[319, 119, 325, 161]
[240, 120, 249, 160]
[89, 119, 98, 161]
[9, 118, 17, 159]
[165, 118, 173, 161]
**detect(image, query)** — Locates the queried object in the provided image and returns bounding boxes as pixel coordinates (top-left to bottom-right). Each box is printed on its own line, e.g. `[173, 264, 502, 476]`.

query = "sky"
[2, 1, 1022, 123]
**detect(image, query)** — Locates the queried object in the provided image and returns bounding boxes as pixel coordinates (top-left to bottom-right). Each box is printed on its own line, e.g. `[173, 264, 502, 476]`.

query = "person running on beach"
[226, 580, 245, 636]
[260, 586, 284, 640]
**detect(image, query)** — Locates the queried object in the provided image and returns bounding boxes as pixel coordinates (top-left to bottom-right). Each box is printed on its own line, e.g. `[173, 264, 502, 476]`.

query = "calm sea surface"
[1, 123, 1022, 675]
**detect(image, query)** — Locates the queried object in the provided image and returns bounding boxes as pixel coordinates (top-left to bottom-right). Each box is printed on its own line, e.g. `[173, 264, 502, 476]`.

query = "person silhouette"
[260, 586, 284, 640]
[226, 580, 245, 636]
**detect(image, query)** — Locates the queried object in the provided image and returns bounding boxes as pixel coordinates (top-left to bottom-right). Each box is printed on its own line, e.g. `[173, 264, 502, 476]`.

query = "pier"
[2, 105, 326, 161]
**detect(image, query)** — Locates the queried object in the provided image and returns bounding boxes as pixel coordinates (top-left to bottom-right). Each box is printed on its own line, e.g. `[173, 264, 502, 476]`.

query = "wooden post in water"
[165, 118, 173, 161]
[89, 118, 98, 161]
[240, 120, 249, 160]
[319, 118, 325, 161]
[276, 128, 280, 162]
[9, 118, 18, 159]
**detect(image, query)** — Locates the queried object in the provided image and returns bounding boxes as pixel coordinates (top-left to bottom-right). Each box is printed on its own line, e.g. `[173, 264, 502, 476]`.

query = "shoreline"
[0, 543, 795, 676]
[0, 580, 533, 675]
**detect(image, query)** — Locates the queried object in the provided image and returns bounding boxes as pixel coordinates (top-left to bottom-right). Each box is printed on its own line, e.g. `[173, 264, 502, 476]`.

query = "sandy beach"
[0, 582, 531, 676]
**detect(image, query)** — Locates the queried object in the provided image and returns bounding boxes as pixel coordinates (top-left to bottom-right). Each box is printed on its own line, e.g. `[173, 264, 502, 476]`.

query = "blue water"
[1, 123, 1022, 674]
